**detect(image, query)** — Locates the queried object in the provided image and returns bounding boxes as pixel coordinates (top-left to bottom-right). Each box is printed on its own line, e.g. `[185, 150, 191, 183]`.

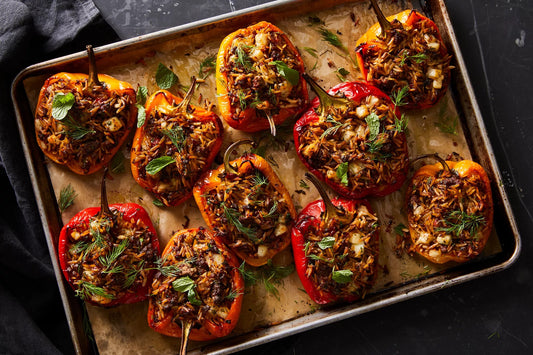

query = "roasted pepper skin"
[147, 228, 244, 340]
[130, 89, 224, 206]
[294, 81, 408, 199]
[406, 160, 493, 264]
[215, 21, 308, 132]
[193, 153, 297, 266]
[291, 198, 378, 305]
[58, 203, 160, 307]
[35, 72, 137, 175]
[355, 10, 449, 110]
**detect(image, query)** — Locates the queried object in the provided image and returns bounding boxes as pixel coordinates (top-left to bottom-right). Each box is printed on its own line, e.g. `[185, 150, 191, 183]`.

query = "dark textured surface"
[1, 0, 531, 354]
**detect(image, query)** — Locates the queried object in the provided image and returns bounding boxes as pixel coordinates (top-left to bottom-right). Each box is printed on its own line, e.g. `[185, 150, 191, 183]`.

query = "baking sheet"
[11, 0, 521, 354]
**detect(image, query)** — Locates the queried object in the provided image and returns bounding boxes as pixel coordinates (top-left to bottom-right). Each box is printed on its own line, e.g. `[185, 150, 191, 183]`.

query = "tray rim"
[10, 0, 522, 354]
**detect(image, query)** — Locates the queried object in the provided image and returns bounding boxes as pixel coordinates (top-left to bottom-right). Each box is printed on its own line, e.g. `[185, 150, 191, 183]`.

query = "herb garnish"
[365, 112, 380, 141]
[145, 156, 175, 175]
[136, 86, 148, 127]
[161, 126, 185, 151]
[52, 92, 75, 120]
[317, 236, 335, 250]
[223, 203, 258, 241]
[269, 61, 300, 86]
[320, 114, 346, 139]
[436, 210, 486, 238]
[303, 47, 319, 70]
[332, 269, 353, 284]
[391, 86, 409, 108]
[155, 63, 178, 90]
[75, 280, 114, 301]
[110, 151, 126, 174]
[198, 54, 216, 79]
[58, 183, 77, 213]
[238, 260, 295, 300]
[336, 162, 349, 186]
[172, 276, 202, 306]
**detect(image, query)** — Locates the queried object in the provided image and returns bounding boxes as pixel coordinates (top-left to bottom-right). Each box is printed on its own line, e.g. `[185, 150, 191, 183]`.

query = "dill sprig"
[238, 260, 294, 300]
[61, 115, 96, 140]
[320, 115, 346, 139]
[58, 183, 77, 213]
[436, 210, 486, 238]
[99, 239, 129, 271]
[161, 126, 186, 152]
[75, 281, 114, 301]
[317, 27, 348, 53]
[391, 86, 409, 108]
[223, 203, 258, 242]
[198, 54, 216, 79]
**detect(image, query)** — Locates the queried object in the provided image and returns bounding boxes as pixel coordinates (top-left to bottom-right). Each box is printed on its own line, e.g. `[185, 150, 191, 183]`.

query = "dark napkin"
[0, 1, 118, 353]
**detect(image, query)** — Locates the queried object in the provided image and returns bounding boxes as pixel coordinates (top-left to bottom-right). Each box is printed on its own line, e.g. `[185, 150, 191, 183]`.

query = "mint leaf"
[136, 86, 148, 105]
[136, 104, 146, 128]
[145, 156, 175, 175]
[269, 61, 300, 86]
[332, 269, 353, 284]
[52, 92, 75, 120]
[336, 162, 349, 186]
[365, 113, 380, 141]
[172, 276, 195, 293]
[317, 236, 335, 250]
[155, 63, 178, 90]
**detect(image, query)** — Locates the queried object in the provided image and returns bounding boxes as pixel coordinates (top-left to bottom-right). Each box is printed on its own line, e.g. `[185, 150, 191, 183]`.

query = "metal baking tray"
[11, 0, 521, 354]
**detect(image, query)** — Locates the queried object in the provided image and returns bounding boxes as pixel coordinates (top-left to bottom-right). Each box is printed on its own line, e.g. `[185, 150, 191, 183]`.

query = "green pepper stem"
[98, 168, 112, 218]
[302, 74, 351, 118]
[369, 0, 392, 39]
[410, 153, 451, 173]
[223, 139, 255, 175]
[86, 45, 102, 87]
[305, 172, 351, 225]
[179, 320, 192, 355]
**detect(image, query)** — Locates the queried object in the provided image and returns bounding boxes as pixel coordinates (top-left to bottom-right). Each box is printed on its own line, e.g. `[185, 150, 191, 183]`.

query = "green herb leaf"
[391, 86, 409, 108]
[332, 269, 353, 284]
[394, 114, 408, 133]
[365, 112, 380, 141]
[303, 47, 318, 58]
[320, 115, 345, 139]
[299, 179, 309, 189]
[336, 162, 349, 186]
[136, 104, 146, 128]
[52, 92, 75, 120]
[136, 86, 148, 106]
[317, 236, 335, 250]
[317, 27, 347, 53]
[269, 61, 300, 86]
[199, 54, 216, 79]
[99, 239, 129, 270]
[60, 116, 96, 140]
[335, 67, 350, 82]
[394, 223, 408, 236]
[238, 261, 258, 287]
[436, 210, 486, 237]
[110, 151, 125, 174]
[75, 281, 114, 300]
[155, 63, 178, 89]
[235, 46, 253, 70]
[172, 276, 196, 293]
[223, 203, 258, 242]
[145, 156, 175, 175]
[161, 126, 185, 151]
[152, 199, 165, 207]
[58, 183, 77, 213]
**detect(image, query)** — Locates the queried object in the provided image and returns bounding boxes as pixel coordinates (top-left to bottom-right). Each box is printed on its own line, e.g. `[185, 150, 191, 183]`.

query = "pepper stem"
[98, 168, 113, 218]
[179, 320, 192, 355]
[303, 74, 352, 118]
[305, 172, 351, 226]
[86, 45, 102, 87]
[411, 153, 451, 173]
[223, 139, 255, 175]
[176, 77, 197, 114]
[369, 0, 392, 39]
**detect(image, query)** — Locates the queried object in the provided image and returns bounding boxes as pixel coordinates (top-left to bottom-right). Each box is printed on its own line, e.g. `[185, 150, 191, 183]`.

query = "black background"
[2, 0, 532, 354]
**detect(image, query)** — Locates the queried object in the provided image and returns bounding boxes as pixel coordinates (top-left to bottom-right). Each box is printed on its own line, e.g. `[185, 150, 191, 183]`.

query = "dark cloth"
[0, 1, 118, 353]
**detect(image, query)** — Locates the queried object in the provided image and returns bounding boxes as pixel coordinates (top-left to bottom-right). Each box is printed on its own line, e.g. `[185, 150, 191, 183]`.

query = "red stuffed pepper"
[148, 227, 244, 353]
[355, 3, 452, 109]
[193, 140, 297, 266]
[130, 77, 223, 206]
[58, 171, 160, 307]
[35, 45, 137, 175]
[216, 21, 308, 135]
[406, 154, 493, 264]
[292, 173, 380, 305]
[294, 74, 409, 199]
